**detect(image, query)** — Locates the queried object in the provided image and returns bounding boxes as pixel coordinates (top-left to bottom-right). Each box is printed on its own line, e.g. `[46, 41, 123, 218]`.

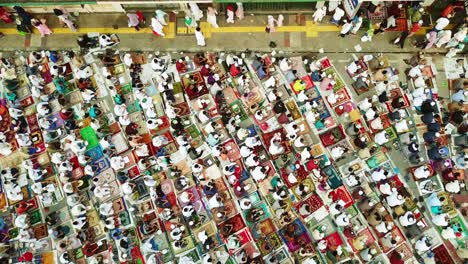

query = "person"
[0, 7, 13, 24]
[434, 16, 450, 31]
[195, 27, 206, 47]
[374, 130, 390, 145]
[340, 20, 353, 37]
[155, 9, 167, 25]
[445, 180, 463, 193]
[330, 6, 344, 25]
[393, 20, 423, 48]
[14, 6, 34, 33]
[151, 17, 165, 36]
[399, 211, 416, 227]
[267, 15, 276, 33]
[415, 236, 432, 253]
[54, 8, 77, 32]
[351, 14, 363, 34]
[189, 3, 203, 21]
[226, 5, 235, 23]
[446, 27, 467, 48]
[313, 6, 327, 23]
[77, 35, 97, 49]
[127, 13, 141, 31]
[235, 3, 244, 20]
[451, 89, 467, 103]
[32, 18, 52, 37]
[206, 7, 219, 28]
[435, 30, 452, 47]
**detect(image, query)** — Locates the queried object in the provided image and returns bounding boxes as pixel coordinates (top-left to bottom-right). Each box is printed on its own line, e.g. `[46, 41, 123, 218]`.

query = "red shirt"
[410, 23, 422, 33]
[19, 252, 33, 262]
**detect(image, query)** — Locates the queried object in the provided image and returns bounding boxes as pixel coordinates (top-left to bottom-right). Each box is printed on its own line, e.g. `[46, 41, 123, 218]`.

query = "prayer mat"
[80, 126, 99, 149]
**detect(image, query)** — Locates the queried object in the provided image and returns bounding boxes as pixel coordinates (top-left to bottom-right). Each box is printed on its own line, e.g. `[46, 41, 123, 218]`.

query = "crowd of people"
[0, 1, 466, 264]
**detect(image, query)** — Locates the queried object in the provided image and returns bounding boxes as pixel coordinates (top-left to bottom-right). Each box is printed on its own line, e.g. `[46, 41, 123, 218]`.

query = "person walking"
[155, 9, 168, 25]
[13, 6, 34, 33]
[313, 6, 327, 23]
[54, 8, 77, 32]
[340, 20, 353, 37]
[277, 14, 284, 27]
[151, 17, 165, 37]
[235, 3, 244, 20]
[226, 5, 235, 24]
[393, 20, 423, 48]
[195, 27, 206, 47]
[266, 15, 277, 33]
[330, 6, 345, 25]
[189, 3, 203, 21]
[31, 18, 52, 37]
[206, 7, 219, 28]
[127, 13, 141, 31]
[351, 14, 363, 34]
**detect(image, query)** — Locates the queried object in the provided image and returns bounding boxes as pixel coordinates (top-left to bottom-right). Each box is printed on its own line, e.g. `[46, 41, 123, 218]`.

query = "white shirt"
[409, 66, 422, 78]
[432, 214, 448, 226]
[374, 131, 389, 145]
[245, 155, 259, 167]
[245, 137, 261, 148]
[279, 58, 290, 72]
[250, 167, 266, 182]
[335, 213, 349, 226]
[330, 147, 344, 160]
[414, 166, 430, 179]
[435, 17, 449, 31]
[332, 7, 345, 21]
[240, 145, 252, 158]
[122, 182, 133, 195]
[399, 212, 416, 226]
[445, 180, 460, 193]
[386, 191, 405, 207]
[340, 22, 353, 34]
[15, 214, 29, 229]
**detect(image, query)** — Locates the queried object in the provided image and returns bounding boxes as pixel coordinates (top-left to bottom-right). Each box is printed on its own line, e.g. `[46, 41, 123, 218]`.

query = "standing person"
[393, 20, 423, 48]
[235, 3, 244, 20]
[328, 1, 339, 12]
[189, 3, 203, 21]
[435, 30, 452, 47]
[446, 43, 465, 58]
[54, 8, 77, 32]
[446, 27, 467, 48]
[0, 7, 14, 24]
[151, 17, 165, 37]
[330, 6, 345, 26]
[277, 14, 284, 27]
[32, 18, 52, 37]
[14, 6, 34, 33]
[206, 7, 219, 28]
[351, 14, 363, 34]
[340, 20, 353, 37]
[226, 5, 235, 24]
[424, 31, 437, 49]
[127, 13, 141, 31]
[313, 6, 327, 23]
[155, 9, 168, 25]
[266, 15, 277, 33]
[195, 27, 206, 47]
[434, 15, 450, 31]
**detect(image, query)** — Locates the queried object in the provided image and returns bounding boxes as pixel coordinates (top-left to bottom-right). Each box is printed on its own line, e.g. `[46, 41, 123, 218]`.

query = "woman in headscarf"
[31, 18, 52, 37]
[54, 8, 77, 32]
[206, 7, 219, 28]
[235, 3, 244, 20]
[14, 6, 34, 33]
[151, 17, 165, 37]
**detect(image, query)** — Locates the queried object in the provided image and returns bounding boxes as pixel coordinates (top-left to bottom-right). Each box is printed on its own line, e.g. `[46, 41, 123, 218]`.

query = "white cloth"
[195, 30, 205, 46]
[435, 17, 449, 31]
[313, 7, 326, 23]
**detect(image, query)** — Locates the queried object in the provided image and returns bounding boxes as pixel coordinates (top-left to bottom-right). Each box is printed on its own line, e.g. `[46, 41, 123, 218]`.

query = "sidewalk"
[0, 12, 460, 54]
